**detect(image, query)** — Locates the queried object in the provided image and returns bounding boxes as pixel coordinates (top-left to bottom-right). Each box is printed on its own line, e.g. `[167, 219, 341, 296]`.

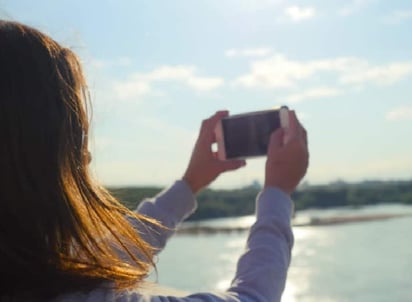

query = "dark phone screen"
[222, 110, 281, 159]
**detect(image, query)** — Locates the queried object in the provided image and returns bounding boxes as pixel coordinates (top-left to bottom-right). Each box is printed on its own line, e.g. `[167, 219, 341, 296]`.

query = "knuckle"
[203, 118, 215, 129]
[201, 119, 209, 127]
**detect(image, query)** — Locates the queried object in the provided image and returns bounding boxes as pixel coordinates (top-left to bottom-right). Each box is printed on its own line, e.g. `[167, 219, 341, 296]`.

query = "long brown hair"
[0, 20, 157, 300]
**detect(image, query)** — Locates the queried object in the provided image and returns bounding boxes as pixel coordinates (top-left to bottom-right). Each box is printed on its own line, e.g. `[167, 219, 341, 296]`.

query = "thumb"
[219, 159, 246, 172]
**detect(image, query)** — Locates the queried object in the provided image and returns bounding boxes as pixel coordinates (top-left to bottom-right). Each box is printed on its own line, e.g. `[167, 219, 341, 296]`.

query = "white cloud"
[113, 80, 151, 100]
[384, 10, 412, 24]
[186, 77, 225, 91]
[285, 87, 341, 103]
[340, 63, 412, 85]
[112, 65, 224, 100]
[143, 65, 196, 81]
[234, 54, 318, 89]
[234, 53, 412, 90]
[225, 48, 272, 58]
[339, 0, 375, 16]
[386, 106, 412, 121]
[284, 6, 316, 22]
[234, 54, 361, 89]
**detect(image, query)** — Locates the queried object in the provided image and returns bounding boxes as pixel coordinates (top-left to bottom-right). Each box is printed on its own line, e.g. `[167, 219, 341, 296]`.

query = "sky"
[1, 0, 412, 189]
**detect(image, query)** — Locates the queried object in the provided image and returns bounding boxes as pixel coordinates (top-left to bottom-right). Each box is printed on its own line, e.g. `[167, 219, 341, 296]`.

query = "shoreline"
[177, 213, 412, 235]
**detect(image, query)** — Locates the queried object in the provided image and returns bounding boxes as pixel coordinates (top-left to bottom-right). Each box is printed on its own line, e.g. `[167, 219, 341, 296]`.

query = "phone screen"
[221, 110, 281, 159]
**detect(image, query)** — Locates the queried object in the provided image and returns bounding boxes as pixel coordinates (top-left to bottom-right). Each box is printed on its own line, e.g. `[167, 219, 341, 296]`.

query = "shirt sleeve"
[225, 187, 294, 301]
[129, 180, 197, 253]
[124, 187, 294, 302]
[56, 186, 294, 302]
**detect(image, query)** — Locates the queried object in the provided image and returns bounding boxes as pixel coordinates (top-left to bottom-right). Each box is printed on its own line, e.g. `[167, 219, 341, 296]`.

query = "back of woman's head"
[0, 21, 90, 223]
[0, 20, 155, 300]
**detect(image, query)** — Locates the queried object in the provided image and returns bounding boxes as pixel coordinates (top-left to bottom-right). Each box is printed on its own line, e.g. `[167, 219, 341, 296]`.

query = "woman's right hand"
[264, 110, 309, 195]
[182, 111, 246, 194]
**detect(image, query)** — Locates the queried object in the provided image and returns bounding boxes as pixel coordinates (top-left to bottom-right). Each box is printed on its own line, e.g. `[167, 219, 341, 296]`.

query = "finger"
[209, 110, 229, 126]
[219, 159, 246, 172]
[287, 110, 299, 138]
[291, 111, 307, 145]
[302, 126, 308, 146]
[267, 128, 284, 157]
[268, 128, 284, 149]
[199, 110, 229, 145]
[285, 110, 305, 144]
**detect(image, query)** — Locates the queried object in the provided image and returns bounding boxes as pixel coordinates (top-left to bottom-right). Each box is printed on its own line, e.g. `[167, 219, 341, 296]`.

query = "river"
[149, 204, 412, 302]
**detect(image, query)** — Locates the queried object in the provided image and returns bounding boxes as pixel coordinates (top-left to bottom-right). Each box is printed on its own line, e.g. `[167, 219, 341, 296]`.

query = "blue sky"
[2, 0, 412, 188]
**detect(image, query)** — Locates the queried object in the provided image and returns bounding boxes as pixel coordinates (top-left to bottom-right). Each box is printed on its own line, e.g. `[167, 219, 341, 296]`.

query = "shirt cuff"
[256, 187, 294, 224]
[152, 179, 198, 222]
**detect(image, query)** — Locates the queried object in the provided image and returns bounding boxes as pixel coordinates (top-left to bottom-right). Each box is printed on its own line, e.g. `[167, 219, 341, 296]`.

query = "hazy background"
[1, 0, 411, 189]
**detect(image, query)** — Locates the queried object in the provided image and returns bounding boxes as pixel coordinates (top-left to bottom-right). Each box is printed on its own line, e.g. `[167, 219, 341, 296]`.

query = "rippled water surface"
[151, 204, 412, 301]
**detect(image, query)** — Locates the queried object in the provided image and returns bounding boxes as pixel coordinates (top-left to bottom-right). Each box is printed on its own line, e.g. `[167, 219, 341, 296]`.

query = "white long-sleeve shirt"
[55, 180, 294, 302]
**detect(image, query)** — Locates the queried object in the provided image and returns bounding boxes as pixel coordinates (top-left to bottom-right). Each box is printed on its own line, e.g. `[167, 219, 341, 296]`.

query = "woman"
[0, 20, 309, 302]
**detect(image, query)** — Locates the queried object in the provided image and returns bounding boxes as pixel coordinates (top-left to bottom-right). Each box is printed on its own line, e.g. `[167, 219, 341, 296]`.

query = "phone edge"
[279, 106, 289, 129]
[214, 120, 227, 161]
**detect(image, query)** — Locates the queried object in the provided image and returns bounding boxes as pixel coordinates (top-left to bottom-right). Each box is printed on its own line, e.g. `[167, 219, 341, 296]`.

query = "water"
[150, 204, 412, 301]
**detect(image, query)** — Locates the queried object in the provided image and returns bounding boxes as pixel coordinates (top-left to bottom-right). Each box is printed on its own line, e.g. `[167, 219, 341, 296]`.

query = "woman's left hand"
[182, 111, 246, 194]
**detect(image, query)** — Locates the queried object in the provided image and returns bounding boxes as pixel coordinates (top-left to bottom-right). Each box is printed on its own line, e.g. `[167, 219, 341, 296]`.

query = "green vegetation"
[108, 179, 412, 221]
[292, 180, 412, 211]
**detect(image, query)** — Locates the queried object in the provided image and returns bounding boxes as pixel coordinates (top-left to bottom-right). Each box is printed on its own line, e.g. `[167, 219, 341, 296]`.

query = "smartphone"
[215, 106, 289, 160]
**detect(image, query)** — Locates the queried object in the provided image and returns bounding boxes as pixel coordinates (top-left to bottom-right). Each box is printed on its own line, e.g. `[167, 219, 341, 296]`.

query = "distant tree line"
[108, 179, 412, 221]
[292, 180, 412, 211]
